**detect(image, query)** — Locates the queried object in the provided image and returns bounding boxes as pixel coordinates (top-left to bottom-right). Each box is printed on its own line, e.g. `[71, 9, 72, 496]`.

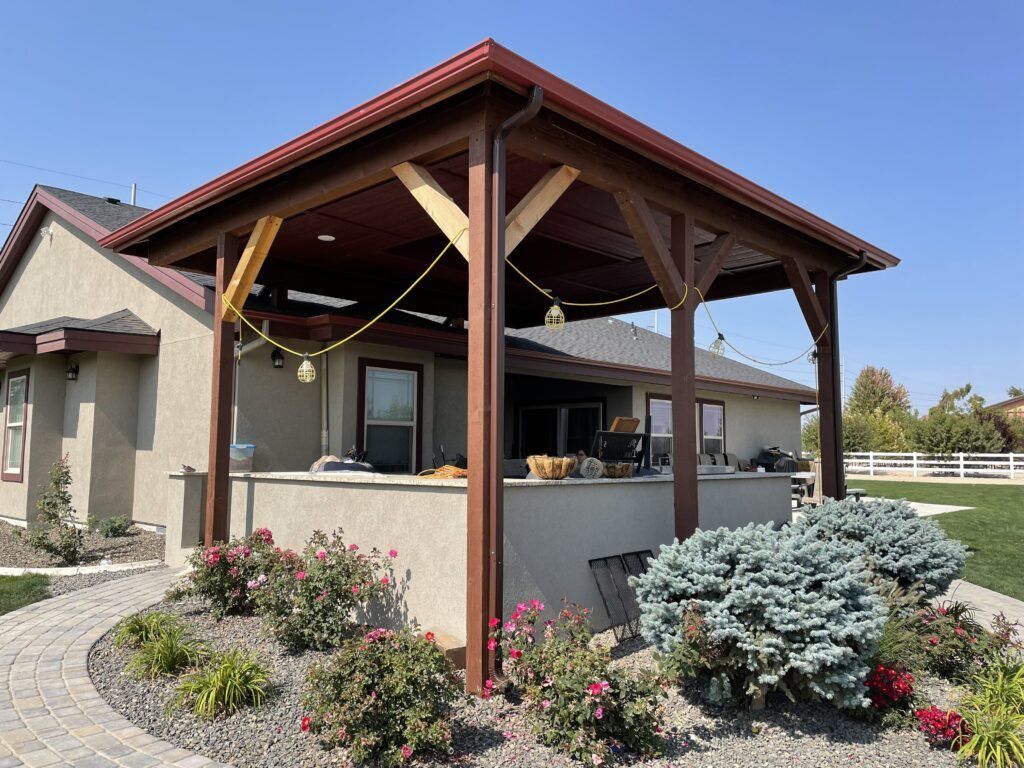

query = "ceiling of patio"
[174, 151, 786, 329]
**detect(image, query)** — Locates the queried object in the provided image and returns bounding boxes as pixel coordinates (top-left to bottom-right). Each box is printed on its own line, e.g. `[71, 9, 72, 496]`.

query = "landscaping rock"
[89, 601, 960, 767]
[0, 519, 164, 567]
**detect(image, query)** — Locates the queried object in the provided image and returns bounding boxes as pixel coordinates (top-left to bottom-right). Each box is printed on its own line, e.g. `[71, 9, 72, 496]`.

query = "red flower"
[928, 636, 939, 646]
[295, 571, 307, 581]
[300, 716, 311, 733]
[489, 617, 501, 628]
[487, 638, 498, 651]
[349, 543, 359, 551]
[915, 706, 970, 748]
[509, 648, 522, 659]
[425, 631, 436, 643]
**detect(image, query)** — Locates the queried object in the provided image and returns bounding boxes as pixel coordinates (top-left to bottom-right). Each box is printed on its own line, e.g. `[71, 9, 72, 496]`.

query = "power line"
[0, 158, 170, 199]
[0, 198, 25, 205]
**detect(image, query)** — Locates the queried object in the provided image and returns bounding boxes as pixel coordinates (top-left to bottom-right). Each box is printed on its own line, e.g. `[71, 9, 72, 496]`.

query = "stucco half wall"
[167, 471, 790, 644]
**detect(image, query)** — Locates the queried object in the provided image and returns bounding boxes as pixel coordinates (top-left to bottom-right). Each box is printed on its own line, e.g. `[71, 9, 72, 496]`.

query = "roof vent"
[104, 197, 121, 205]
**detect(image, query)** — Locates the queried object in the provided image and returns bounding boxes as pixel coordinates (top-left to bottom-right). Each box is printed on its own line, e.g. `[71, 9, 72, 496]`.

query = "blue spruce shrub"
[794, 497, 967, 598]
[632, 523, 885, 709]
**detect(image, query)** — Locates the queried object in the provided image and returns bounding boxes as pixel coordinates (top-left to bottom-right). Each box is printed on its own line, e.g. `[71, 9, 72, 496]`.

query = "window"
[359, 361, 421, 474]
[519, 402, 602, 457]
[645, 395, 726, 463]
[648, 397, 673, 467]
[3, 370, 29, 482]
[699, 401, 725, 455]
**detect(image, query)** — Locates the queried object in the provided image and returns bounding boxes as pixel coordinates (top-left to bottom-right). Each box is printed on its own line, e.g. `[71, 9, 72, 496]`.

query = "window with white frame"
[699, 400, 725, 455]
[647, 396, 673, 466]
[3, 372, 28, 479]
[363, 365, 418, 473]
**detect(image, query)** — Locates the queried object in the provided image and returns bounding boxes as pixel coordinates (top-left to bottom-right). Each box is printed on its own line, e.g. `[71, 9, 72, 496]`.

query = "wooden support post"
[814, 270, 844, 499]
[504, 165, 579, 256]
[392, 162, 471, 260]
[670, 213, 699, 539]
[205, 233, 241, 546]
[465, 119, 500, 695]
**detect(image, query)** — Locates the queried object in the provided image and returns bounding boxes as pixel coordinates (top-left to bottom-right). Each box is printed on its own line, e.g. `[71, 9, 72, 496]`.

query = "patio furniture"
[590, 427, 649, 472]
[847, 487, 867, 500]
[589, 549, 653, 642]
[712, 452, 727, 466]
[609, 416, 640, 433]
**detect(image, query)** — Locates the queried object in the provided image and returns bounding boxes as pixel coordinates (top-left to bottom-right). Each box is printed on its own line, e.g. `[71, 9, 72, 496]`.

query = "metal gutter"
[99, 40, 898, 270]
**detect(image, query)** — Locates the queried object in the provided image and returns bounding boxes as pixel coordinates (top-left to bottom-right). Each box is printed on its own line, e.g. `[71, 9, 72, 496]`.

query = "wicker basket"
[526, 455, 576, 480]
[603, 462, 634, 479]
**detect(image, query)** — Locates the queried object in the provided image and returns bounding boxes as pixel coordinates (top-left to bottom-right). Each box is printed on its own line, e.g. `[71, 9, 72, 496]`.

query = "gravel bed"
[49, 564, 168, 597]
[0, 520, 164, 567]
[90, 604, 959, 768]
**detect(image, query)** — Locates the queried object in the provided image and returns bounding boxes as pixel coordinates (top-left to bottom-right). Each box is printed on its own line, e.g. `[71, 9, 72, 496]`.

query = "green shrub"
[303, 627, 461, 767]
[26, 455, 84, 566]
[632, 523, 886, 710]
[958, 702, 1024, 767]
[915, 601, 994, 680]
[795, 496, 967, 598]
[114, 611, 181, 647]
[183, 527, 276, 616]
[173, 649, 270, 719]
[255, 529, 395, 650]
[125, 626, 207, 678]
[94, 515, 132, 538]
[492, 601, 666, 764]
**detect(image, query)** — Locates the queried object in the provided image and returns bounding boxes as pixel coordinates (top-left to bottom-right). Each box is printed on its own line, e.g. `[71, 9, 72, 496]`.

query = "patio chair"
[697, 453, 714, 465]
[712, 453, 727, 466]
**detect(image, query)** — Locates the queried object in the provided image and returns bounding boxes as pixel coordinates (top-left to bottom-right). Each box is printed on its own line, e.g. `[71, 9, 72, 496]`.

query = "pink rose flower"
[487, 638, 498, 651]
[351, 585, 360, 594]
[349, 544, 359, 551]
[541, 699, 551, 709]
[401, 744, 412, 760]
[295, 571, 306, 581]
[489, 617, 501, 628]
[595, 706, 604, 720]
[588, 683, 603, 696]
[591, 754, 603, 766]
[380, 576, 390, 585]
[388, 549, 398, 558]
[315, 549, 327, 560]
[509, 648, 522, 659]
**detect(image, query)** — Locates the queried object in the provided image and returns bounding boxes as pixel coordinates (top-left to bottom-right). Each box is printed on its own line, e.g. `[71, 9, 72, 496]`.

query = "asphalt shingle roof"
[3, 309, 157, 337]
[40, 186, 151, 233]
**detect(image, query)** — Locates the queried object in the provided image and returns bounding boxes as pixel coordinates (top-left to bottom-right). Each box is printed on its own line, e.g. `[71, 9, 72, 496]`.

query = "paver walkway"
[944, 579, 1024, 629]
[0, 568, 231, 768]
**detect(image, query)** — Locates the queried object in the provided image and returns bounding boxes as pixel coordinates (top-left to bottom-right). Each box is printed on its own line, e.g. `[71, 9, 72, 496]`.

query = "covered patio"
[102, 40, 898, 693]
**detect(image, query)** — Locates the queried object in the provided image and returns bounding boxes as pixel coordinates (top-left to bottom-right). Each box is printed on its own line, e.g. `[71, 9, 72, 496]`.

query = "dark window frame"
[515, 399, 605, 458]
[356, 358, 424, 473]
[644, 393, 727, 456]
[2, 368, 30, 483]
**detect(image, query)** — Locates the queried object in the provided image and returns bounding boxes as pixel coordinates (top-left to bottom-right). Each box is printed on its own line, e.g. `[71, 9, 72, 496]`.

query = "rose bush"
[254, 529, 395, 650]
[302, 626, 461, 767]
[490, 601, 665, 765]
[182, 528, 276, 616]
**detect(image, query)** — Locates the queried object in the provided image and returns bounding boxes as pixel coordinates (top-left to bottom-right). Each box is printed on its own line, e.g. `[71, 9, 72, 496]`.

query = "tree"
[802, 414, 820, 454]
[26, 455, 84, 565]
[846, 366, 911, 420]
[1008, 386, 1024, 399]
[913, 384, 1004, 454]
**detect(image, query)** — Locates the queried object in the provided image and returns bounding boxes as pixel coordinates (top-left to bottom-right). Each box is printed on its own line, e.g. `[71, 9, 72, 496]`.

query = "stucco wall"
[633, 385, 802, 463]
[60, 353, 98, 521]
[89, 353, 140, 520]
[0, 213, 214, 526]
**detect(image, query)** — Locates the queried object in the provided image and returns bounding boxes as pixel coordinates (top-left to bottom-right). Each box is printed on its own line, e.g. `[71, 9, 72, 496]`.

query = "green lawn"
[857, 480, 1024, 602]
[0, 574, 51, 615]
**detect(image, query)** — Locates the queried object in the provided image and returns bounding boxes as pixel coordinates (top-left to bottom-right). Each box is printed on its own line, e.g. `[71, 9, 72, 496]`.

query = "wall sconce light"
[544, 298, 565, 330]
[270, 348, 284, 369]
[66, 363, 79, 381]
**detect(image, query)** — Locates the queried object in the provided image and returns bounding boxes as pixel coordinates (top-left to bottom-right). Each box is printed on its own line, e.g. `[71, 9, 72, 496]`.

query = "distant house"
[0, 185, 813, 528]
[989, 394, 1024, 420]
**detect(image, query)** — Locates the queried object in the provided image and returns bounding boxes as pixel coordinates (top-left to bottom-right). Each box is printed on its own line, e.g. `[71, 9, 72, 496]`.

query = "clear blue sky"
[1, 2, 1020, 410]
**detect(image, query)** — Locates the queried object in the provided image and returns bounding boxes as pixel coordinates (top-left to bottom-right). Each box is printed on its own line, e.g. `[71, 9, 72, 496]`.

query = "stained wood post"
[205, 232, 241, 545]
[670, 213, 699, 538]
[814, 271, 844, 499]
[465, 118, 499, 695]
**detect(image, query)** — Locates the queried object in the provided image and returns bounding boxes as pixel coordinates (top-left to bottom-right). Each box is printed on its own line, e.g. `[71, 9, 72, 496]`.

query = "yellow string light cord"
[504, 257, 661, 307]
[693, 285, 829, 367]
[222, 227, 466, 358]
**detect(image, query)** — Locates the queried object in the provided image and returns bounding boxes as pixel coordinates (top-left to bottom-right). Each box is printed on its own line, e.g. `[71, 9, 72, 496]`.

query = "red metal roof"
[100, 39, 898, 269]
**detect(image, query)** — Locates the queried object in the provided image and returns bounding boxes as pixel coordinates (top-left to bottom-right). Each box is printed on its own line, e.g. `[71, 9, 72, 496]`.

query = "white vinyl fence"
[845, 452, 1020, 479]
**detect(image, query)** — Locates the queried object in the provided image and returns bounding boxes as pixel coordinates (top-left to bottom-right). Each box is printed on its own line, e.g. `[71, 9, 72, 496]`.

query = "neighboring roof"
[0, 186, 208, 311]
[0, 309, 160, 361]
[99, 39, 898, 270]
[989, 394, 1024, 411]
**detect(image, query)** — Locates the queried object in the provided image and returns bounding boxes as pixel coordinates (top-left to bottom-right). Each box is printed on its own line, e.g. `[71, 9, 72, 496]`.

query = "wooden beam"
[695, 232, 736, 296]
[221, 215, 283, 323]
[814, 269, 845, 499]
[670, 212, 699, 540]
[205, 233, 240, 546]
[782, 257, 828, 340]
[465, 119, 498, 696]
[392, 162, 470, 260]
[613, 189, 685, 306]
[504, 165, 579, 256]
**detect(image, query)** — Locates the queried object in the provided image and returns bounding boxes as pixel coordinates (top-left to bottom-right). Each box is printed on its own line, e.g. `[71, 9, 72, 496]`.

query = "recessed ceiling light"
[317, 234, 336, 242]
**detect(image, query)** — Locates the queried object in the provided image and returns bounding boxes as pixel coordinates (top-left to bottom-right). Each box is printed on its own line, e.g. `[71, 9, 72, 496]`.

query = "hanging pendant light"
[544, 298, 565, 330]
[808, 349, 818, 366]
[297, 353, 316, 383]
[708, 332, 726, 357]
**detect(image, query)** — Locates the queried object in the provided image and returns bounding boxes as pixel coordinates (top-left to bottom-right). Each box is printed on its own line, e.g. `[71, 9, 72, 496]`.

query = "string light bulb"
[808, 349, 818, 366]
[544, 298, 565, 330]
[297, 353, 316, 383]
[708, 332, 726, 357]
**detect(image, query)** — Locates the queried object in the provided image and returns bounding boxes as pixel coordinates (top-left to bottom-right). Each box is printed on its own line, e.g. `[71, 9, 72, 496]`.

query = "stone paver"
[0, 569, 232, 768]
[944, 579, 1024, 629]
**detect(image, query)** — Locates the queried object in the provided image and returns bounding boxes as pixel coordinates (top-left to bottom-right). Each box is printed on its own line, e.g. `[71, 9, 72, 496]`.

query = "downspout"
[232, 320, 270, 444]
[488, 85, 544, 672]
[320, 348, 329, 456]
